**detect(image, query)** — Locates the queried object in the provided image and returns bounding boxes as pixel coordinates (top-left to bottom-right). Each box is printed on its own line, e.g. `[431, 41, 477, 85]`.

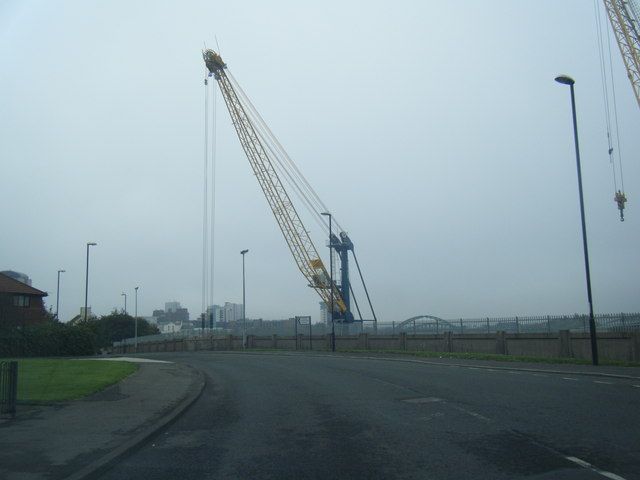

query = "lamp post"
[121, 292, 127, 315]
[134, 286, 139, 353]
[555, 74, 599, 366]
[321, 212, 336, 352]
[55, 269, 65, 320]
[240, 249, 249, 349]
[84, 242, 97, 322]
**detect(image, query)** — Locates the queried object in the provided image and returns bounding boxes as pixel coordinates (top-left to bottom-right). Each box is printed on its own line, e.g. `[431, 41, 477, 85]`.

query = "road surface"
[99, 352, 640, 480]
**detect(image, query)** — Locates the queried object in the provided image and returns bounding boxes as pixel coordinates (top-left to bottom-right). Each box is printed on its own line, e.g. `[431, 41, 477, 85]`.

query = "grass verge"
[339, 349, 640, 367]
[5, 359, 138, 404]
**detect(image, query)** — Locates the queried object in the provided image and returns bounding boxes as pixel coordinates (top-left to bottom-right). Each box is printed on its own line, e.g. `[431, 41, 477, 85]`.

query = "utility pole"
[241, 249, 249, 349]
[56, 269, 65, 320]
[555, 75, 599, 366]
[84, 242, 97, 322]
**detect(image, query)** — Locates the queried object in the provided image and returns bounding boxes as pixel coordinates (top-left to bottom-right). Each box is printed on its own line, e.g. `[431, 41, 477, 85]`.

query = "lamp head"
[58, 269, 66, 273]
[87, 242, 97, 246]
[240, 249, 249, 255]
[320, 212, 331, 217]
[555, 75, 575, 86]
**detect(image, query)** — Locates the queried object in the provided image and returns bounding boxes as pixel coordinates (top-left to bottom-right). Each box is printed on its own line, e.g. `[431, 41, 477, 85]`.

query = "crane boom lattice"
[603, 0, 640, 109]
[203, 49, 346, 314]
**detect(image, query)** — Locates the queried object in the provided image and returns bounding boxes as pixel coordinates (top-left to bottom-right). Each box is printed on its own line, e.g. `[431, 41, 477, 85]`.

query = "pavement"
[98, 351, 640, 480]
[0, 357, 205, 480]
[0, 351, 638, 479]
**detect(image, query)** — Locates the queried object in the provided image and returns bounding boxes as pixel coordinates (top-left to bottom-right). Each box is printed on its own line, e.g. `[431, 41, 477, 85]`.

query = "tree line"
[0, 312, 159, 357]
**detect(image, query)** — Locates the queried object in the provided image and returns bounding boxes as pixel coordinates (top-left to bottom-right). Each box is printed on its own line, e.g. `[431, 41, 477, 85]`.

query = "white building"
[224, 302, 243, 322]
[165, 301, 181, 313]
[320, 301, 330, 324]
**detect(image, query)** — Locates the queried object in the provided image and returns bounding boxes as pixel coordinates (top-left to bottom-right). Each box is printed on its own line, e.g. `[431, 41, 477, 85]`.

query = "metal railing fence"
[114, 312, 640, 347]
[0, 361, 18, 418]
[369, 313, 640, 335]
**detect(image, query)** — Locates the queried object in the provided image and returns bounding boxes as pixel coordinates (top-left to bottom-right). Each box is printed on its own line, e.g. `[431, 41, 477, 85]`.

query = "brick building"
[0, 272, 49, 327]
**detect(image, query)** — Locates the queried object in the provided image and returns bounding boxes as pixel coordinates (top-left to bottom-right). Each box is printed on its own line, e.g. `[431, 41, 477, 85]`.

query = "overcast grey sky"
[1, 0, 638, 323]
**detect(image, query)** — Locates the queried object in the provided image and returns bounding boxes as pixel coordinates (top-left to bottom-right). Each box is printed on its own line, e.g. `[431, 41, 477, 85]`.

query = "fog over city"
[1, 0, 638, 324]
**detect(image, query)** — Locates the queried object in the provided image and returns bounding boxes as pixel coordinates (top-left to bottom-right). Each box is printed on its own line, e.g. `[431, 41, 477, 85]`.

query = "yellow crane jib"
[202, 49, 347, 316]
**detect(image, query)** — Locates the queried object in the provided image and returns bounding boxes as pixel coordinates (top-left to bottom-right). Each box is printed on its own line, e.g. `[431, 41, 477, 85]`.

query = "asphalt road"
[99, 352, 640, 480]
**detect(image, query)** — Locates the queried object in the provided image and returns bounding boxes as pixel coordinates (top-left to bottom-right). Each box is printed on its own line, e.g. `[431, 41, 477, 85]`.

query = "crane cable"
[228, 72, 345, 234]
[595, 0, 628, 221]
[202, 76, 209, 325]
[202, 74, 218, 329]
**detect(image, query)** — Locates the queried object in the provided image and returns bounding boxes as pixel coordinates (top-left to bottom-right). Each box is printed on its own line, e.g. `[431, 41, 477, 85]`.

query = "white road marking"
[565, 456, 628, 480]
[403, 397, 443, 404]
[632, 384, 640, 388]
[532, 373, 548, 377]
[594, 380, 613, 385]
[562, 377, 578, 381]
[450, 405, 491, 423]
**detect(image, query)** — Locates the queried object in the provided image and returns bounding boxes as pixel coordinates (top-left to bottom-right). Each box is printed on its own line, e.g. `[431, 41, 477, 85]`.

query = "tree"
[91, 311, 159, 349]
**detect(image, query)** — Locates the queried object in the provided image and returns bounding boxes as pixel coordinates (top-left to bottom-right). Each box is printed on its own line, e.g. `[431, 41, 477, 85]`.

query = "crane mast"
[603, 0, 640, 109]
[202, 49, 348, 317]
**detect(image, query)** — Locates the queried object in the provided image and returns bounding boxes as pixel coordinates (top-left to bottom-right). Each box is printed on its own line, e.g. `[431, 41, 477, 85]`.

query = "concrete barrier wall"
[113, 331, 640, 362]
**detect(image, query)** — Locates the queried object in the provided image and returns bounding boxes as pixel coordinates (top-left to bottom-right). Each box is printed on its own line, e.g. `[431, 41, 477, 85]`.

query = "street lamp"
[320, 212, 336, 352]
[555, 74, 599, 366]
[134, 286, 139, 353]
[240, 249, 249, 349]
[121, 292, 127, 315]
[56, 269, 65, 320]
[84, 242, 97, 322]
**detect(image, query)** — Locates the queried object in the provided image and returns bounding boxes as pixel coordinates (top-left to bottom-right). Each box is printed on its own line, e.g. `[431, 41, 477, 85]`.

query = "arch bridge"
[398, 315, 459, 334]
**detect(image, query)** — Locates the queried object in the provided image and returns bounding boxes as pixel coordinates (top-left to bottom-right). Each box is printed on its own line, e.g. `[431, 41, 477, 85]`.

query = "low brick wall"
[114, 331, 640, 362]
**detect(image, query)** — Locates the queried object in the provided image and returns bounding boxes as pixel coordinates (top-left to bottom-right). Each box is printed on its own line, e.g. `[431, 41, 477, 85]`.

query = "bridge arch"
[398, 315, 458, 333]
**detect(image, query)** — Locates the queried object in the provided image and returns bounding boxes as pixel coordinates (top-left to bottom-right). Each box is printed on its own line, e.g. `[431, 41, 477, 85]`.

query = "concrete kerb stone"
[201, 350, 640, 381]
[63, 365, 206, 480]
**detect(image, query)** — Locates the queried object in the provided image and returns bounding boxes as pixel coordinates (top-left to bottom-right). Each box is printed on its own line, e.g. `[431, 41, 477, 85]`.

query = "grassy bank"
[340, 349, 640, 367]
[7, 359, 138, 403]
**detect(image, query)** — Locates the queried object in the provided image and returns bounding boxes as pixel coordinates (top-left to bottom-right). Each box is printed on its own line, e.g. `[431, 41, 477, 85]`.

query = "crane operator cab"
[614, 190, 627, 222]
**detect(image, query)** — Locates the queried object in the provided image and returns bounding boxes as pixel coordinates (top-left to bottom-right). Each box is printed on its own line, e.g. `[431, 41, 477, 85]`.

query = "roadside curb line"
[63, 364, 206, 480]
[203, 350, 640, 380]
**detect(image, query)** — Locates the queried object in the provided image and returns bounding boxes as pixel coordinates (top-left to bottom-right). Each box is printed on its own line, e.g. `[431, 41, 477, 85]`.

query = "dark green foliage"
[0, 312, 158, 357]
[0, 320, 96, 357]
[89, 311, 159, 349]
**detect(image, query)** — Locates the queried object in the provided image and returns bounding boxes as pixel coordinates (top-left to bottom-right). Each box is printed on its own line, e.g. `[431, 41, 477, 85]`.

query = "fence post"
[547, 315, 551, 334]
[495, 331, 507, 355]
[1, 361, 18, 418]
[460, 318, 463, 334]
[515, 316, 519, 334]
[436, 318, 439, 335]
[486, 317, 490, 334]
[392, 321, 395, 335]
[559, 330, 573, 358]
[621, 312, 626, 331]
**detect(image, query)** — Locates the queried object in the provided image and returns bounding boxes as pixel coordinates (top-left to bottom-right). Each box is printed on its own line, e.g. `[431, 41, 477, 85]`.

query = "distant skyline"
[1, 0, 638, 324]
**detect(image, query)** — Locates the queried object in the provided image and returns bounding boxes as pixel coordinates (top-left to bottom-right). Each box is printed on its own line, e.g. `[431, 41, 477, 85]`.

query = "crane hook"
[615, 190, 627, 222]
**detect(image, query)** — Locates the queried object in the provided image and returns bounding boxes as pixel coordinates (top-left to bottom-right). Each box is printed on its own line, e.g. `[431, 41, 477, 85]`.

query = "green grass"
[340, 349, 640, 367]
[6, 359, 138, 403]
